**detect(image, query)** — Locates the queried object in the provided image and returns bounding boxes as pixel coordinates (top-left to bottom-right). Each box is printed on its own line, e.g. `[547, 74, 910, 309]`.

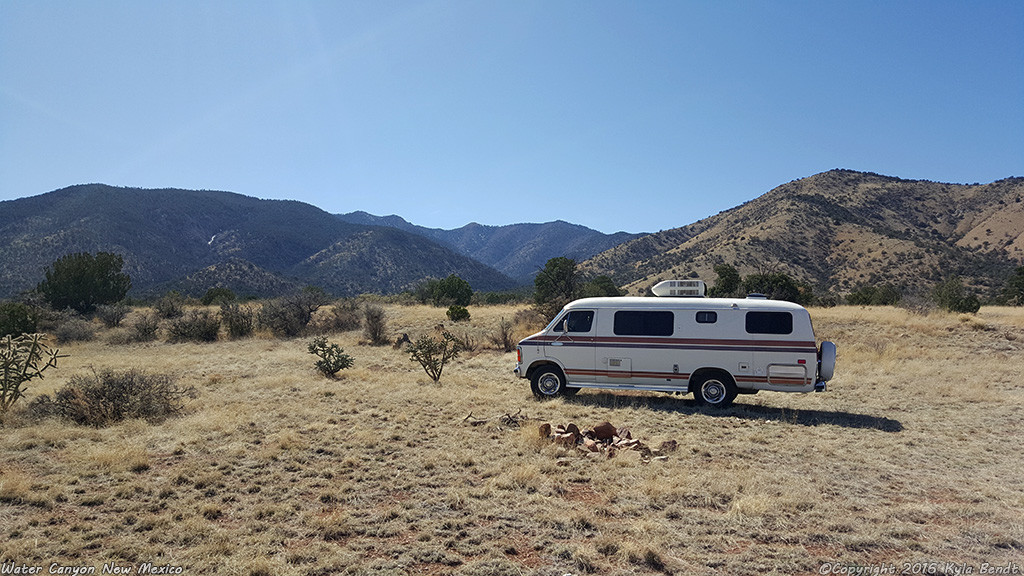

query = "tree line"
[4, 251, 1024, 339]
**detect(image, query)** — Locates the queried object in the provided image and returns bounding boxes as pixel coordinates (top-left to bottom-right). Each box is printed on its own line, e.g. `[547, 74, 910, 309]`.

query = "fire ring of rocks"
[539, 421, 678, 463]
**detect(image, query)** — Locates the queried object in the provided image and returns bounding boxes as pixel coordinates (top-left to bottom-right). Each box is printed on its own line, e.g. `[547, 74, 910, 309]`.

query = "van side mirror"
[561, 319, 569, 333]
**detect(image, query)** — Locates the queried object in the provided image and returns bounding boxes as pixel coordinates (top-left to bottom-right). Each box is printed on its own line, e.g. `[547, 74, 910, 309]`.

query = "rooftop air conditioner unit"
[651, 279, 706, 298]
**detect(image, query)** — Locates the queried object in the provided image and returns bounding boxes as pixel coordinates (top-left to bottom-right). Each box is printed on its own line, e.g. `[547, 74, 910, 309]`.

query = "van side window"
[552, 310, 594, 333]
[745, 311, 793, 335]
[613, 311, 674, 336]
[695, 311, 717, 324]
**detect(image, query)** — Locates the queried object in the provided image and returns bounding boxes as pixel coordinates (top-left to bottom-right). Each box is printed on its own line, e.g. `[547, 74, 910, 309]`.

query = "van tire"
[531, 366, 567, 399]
[691, 372, 738, 408]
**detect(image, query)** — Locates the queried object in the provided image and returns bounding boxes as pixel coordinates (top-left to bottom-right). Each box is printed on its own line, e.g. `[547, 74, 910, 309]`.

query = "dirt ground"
[1, 304, 1022, 575]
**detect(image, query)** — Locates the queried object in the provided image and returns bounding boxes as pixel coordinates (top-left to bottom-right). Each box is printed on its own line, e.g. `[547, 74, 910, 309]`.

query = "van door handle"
[552, 342, 564, 346]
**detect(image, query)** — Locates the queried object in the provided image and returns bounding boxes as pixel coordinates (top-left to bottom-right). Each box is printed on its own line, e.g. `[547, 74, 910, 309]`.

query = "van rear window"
[745, 311, 793, 335]
[614, 311, 674, 336]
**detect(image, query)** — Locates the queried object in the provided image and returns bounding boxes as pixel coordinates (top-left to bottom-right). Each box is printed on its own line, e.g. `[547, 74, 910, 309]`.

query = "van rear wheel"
[531, 366, 567, 399]
[692, 373, 738, 409]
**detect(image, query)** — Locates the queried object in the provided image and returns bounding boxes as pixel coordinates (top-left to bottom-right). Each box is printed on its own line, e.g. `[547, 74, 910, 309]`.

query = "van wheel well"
[689, 369, 738, 409]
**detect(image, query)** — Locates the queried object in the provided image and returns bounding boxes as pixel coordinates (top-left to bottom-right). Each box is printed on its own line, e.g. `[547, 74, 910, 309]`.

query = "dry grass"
[2, 303, 1023, 575]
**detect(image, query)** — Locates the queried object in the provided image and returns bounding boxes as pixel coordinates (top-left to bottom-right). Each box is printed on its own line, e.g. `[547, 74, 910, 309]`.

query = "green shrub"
[201, 287, 236, 306]
[307, 336, 354, 378]
[1, 333, 65, 413]
[219, 302, 255, 339]
[409, 331, 461, 383]
[167, 310, 220, 343]
[446, 305, 471, 322]
[0, 301, 38, 338]
[847, 284, 902, 306]
[933, 276, 981, 313]
[30, 369, 195, 426]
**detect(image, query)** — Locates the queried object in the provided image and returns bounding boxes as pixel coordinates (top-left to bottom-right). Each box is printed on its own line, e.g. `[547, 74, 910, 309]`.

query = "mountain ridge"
[581, 169, 1024, 298]
[0, 184, 515, 298]
[335, 212, 642, 283]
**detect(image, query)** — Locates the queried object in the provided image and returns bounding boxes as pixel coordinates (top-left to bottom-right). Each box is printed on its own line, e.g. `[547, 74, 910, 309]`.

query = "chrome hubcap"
[538, 373, 561, 395]
[702, 380, 725, 404]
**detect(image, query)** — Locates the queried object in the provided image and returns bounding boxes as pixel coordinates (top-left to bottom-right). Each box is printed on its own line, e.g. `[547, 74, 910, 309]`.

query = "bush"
[846, 284, 902, 306]
[363, 305, 389, 346]
[30, 369, 195, 426]
[259, 291, 327, 337]
[154, 292, 185, 319]
[933, 276, 981, 314]
[489, 317, 515, 352]
[129, 312, 160, 342]
[1, 333, 64, 413]
[1002, 266, 1024, 306]
[219, 302, 255, 339]
[409, 331, 461, 383]
[201, 287, 236, 306]
[308, 302, 361, 334]
[53, 316, 96, 343]
[167, 310, 220, 343]
[446, 305, 471, 322]
[0, 301, 38, 338]
[96, 302, 130, 328]
[308, 336, 354, 378]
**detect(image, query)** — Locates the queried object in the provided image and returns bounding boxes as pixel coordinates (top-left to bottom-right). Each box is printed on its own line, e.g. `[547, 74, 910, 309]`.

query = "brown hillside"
[583, 170, 1024, 297]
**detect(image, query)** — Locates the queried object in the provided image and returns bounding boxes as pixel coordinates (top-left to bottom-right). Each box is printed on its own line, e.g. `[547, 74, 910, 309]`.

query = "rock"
[565, 423, 581, 437]
[582, 438, 600, 452]
[555, 433, 577, 449]
[539, 423, 552, 438]
[658, 440, 678, 453]
[593, 421, 617, 441]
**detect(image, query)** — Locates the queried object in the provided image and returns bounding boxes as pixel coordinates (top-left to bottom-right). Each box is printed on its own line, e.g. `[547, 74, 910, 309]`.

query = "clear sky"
[2, 1, 1022, 234]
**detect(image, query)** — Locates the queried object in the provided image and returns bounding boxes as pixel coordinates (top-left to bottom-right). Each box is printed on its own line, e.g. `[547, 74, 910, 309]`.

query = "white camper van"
[515, 280, 836, 408]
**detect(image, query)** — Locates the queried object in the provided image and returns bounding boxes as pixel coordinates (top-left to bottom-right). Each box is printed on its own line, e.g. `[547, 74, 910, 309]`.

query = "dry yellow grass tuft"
[1, 303, 1022, 574]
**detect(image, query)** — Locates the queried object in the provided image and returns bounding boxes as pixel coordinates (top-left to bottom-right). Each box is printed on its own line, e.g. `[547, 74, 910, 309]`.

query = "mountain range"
[0, 184, 632, 299]
[2, 170, 1021, 303]
[335, 212, 640, 283]
[582, 170, 1024, 299]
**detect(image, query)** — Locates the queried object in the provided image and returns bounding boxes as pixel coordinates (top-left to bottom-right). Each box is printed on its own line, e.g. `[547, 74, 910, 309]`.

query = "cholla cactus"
[409, 331, 461, 383]
[1, 333, 65, 412]
[308, 336, 354, 378]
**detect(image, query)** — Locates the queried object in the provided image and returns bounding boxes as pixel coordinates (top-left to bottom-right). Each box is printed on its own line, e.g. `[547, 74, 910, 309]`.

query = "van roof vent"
[652, 280, 706, 298]
[746, 293, 767, 300]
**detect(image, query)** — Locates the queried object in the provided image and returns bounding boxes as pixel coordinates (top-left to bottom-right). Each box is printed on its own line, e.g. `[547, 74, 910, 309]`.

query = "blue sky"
[2, 1, 1022, 234]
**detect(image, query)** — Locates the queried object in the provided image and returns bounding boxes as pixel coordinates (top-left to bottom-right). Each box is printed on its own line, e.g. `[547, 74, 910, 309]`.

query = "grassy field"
[2, 304, 1022, 575]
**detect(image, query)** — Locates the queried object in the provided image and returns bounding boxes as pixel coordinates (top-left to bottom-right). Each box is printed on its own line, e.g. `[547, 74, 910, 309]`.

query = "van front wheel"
[531, 366, 567, 399]
[692, 373, 738, 409]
